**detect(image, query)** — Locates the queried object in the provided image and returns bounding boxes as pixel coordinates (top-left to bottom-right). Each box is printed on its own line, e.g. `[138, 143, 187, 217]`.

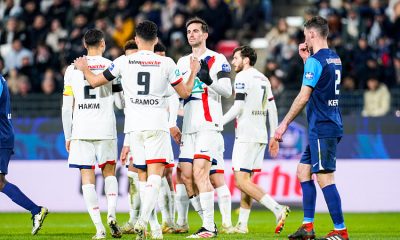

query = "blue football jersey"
[302, 49, 343, 139]
[0, 74, 14, 148]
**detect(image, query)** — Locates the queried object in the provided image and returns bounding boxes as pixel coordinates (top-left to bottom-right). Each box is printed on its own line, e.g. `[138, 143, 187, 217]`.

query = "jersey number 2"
[84, 85, 96, 99]
[335, 70, 341, 95]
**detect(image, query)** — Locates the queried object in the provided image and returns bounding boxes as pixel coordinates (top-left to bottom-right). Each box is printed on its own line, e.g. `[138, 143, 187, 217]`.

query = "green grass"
[0, 210, 399, 239]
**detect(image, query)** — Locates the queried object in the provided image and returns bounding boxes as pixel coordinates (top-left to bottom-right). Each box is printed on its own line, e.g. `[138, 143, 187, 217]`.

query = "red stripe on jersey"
[193, 154, 211, 161]
[201, 88, 213, 122]
[98, 160, 116, 169]
[146, 158, 167, 164]
[171, 77, 183, 86]
[207, 56, 216, 69]
[253, 169, 261, 172]
[165, 163, 175, 168]
[214, 169, 224, 174]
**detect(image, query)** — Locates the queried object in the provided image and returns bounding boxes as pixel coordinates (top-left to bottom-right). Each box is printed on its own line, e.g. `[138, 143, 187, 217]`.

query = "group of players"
[59, 15, 349, 240]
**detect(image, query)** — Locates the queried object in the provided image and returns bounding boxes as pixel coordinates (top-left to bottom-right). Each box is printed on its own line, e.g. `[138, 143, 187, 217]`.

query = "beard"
[234, 63, 244, 73]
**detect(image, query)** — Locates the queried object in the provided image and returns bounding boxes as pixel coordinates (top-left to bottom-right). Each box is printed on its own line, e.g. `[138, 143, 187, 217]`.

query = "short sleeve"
[213, 54, 231, 79]
[103, 56, 125, 81]
[234, 72, 247, 95]
[63, 65, 74, 96]
[167, 57, 183, 87]
[302, 57, 322, 88]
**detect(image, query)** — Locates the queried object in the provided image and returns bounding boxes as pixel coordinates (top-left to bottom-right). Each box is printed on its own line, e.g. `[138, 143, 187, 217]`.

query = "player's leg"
[97, 139, 121, 238]
[122, 161, 140, 234]
[159, 167, 175, 233]
[0, 148, 47, 235]
[314, 138, 348, 240]
[234, 190, 252, 234]
[174, 167, 190, 233]
[288, 144, 316, 240]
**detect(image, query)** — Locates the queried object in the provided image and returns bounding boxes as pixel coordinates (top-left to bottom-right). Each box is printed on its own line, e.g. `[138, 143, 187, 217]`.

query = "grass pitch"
[0, 210, 399, 239]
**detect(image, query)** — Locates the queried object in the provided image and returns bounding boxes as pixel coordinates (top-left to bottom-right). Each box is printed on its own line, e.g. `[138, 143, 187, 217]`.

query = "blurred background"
[0, 0, 399, 212]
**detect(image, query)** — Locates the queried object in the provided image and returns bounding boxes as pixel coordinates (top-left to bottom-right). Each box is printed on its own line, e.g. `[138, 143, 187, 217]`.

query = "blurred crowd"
[0, 0, 399, 117]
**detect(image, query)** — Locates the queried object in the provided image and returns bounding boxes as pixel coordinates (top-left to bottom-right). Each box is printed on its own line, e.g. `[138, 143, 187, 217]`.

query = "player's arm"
[120, 134, 130, 165]
[275, 57, 321, 141]
[61, 67, 74, 152]
[168, 93, 182, 144]
[172, 56, 199, 99]
[112, 77, 124, 109]
[198, 56, 232, 98]
[74, 56, 111, 87]
[265, 81, 279, 158]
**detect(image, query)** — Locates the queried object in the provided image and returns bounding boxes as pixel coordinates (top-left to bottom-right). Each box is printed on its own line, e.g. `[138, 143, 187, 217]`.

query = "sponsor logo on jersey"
[326, 58, 342, 65]
[191, 77, 205, 93]
[221, 63, 231, 72]
[130, 98, 160, 106]
[175, 69, 181, 77]
[78, 103, 100, 109]
[235, 82, 245, 89]
[108, 63, 115, 71]
[305, 72, 314, 80]
[88, 64, 106, 70]
[129, 60, 161, 66]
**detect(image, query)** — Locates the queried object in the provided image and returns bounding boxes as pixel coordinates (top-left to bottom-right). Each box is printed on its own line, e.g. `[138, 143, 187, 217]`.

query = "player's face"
[232, 51, 244, 73]
[303, 28, 313, 52]
[187, 23, 207, 48]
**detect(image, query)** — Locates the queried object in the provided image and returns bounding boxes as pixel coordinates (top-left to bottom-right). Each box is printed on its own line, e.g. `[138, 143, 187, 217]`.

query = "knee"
[180, 171, 193, 185]
[316, 173, 334, 188]
[296, 164, 312, 182]
[192, 166, 206, 183]
[234, 174, 245, 190]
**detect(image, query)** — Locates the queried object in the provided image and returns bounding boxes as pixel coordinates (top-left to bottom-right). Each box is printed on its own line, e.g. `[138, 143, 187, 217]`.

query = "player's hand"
[65, 140, 71, 152]
[120, 146, 130, 165]
[190, 56, 200, 74]
[73, 56, 88, 71]
[298, 42, 310, 63]
[274, 122, 288, 142]
[170, 126, 182, 145]
[268, 138, 279, 158]
[197, 59, 213, 85]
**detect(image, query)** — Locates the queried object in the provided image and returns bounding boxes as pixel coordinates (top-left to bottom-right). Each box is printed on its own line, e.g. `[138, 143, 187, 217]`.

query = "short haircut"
[154, 41, 166, 53]
[185, 17, 208, 33]
[304, 16, 329, 38]
[124, 40, 138, 52]
[135, 20, 158, 41]
[233, 45, 257, 66]
[83, 29, 104, 47]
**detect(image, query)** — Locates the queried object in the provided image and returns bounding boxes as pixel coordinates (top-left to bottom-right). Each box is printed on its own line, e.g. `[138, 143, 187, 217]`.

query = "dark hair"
[304, 16, 329, 38]
[233, 45, 257, 66]
[185, 17, 208, 33]
[135, 20, 158, 41]
[83, 29, 104, 47]
[124, 40, 138, 52]
[154, 41, 166, 53]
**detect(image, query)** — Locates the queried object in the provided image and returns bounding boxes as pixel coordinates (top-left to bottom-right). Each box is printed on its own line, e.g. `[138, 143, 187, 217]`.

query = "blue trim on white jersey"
[178, 158, 193, 163]
[69, 164, 93, 169]
[302, 57, 323, 88]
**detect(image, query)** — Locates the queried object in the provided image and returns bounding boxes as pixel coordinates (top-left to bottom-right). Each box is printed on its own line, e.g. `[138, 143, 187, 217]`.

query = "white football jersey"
[63, 56, 117, 140]
[177, 49, 231, 134]
[104, 50, 183, 133]
[234, 68, 274, 143]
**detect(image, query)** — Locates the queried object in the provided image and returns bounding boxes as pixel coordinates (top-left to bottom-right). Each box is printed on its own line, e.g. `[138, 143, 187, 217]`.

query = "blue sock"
[1, 182, 41, 216]
[301, 180, 316, 223]
[322, 184, 345, 229]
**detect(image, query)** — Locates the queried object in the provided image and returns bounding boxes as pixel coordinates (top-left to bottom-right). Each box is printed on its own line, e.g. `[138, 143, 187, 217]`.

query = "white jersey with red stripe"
[104, 50, 183, 133]
[63, 56, 117, 140]
[177, 49, 231, 134]
[234, 67, 274, 143]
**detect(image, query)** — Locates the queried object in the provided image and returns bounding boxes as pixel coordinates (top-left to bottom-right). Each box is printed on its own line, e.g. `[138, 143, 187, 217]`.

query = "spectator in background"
[65, 12, 90, 63]
[28, 14, 48, 50]
[394, 51, 400, 87]
[167, 31, 191, 62]
[0, 0, 22, 19]
[16, 74, 31, 97]
[202, 0, 231, 48]
[111, 14, 134, 49]
[95, 16, 115, 51]
[46, 0, 69, 27]
[352, 36, 377, 89]
[362, 76, 391, 117]
[227, 0, 260, 44]
[41, 69, 57, 95]
[161, 0, 186, 35]
[46, 19, 68, 53]
[185, 0, 206, 18]
[342, 7, 360, 48]
[265, 18, 290, 59]
[0, 56, 7, 76]
[165, 11, 186, 48]
[4, 38, 33, 72]
[269, 74, 289, 117]
[20, 0, 41, 27]
[0, 16, 28, 47]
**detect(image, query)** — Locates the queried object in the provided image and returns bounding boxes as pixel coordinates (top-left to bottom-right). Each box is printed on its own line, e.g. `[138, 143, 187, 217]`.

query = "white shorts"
[232, 142, 266, 173]
[178, 131, 225, 174]
[68, 139, 117, 169]
[129, 130, 171, 170]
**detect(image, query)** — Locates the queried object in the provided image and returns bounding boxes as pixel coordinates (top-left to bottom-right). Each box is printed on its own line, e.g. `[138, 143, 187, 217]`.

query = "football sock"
[140, 175, 161, 223]
[82, 184, 105, 232]
[259, 194, 282, 218]
[189, 195, 203, 220]
[199, 191, 215, 231]
[322, 184, 345, 229]
[1, 182, 41, 216]
[215, 184, 232, 227]
[104, 176, 118, 220]
[169, 190, 176, 223]
[158, 177, 172, 225]
[127, 171, 140, 224]
[175, 184, 189, 226]
[238, 207, 251, 226]
[149, 209, 161, 232]
[301, 180, 316, 223]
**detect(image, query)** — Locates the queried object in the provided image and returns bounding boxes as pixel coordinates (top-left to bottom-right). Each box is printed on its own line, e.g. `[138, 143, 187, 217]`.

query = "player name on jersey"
[130, 97, 160, 106]
[251, 110, 267, 116]
[77, 103, 100, 109]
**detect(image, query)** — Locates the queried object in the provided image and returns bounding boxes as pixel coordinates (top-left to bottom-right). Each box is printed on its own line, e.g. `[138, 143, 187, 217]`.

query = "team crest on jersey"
[191, 77, 205, 93]
[235, 82, 245, 89]
[305, 72, 314, 80]
[108, 63, 115, 71]
[222, 63, 231, 72]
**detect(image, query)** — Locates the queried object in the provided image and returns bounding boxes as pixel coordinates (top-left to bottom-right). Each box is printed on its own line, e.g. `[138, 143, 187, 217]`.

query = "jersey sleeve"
[103, 56, 124, 81]
[167, 57, 183, 87]
[214, 54, 231, 79]
[302, 57, 322, 88]
[63, 65, 74, 96]
[265, 78, 274, 101]
[234, 72, 247, 95]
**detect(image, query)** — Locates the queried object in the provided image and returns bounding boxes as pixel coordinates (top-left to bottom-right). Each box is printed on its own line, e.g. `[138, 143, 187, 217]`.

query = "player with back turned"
[274, 16, 349, 240]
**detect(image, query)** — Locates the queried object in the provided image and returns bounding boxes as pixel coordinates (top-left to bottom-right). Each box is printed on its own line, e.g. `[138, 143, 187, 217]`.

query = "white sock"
[127, 171, 140, 224]
[216, 185, 232, 227]
[238, 207, 251, 226]
[175, 184, 189, 226]
[139, 181, 146, 218]
[149, 209, 161, 231]
[169, 190, 176, 223]
[259, 194, 282, 217]
[189, 195, 203, 220]
[82, 184, 105, 232]
[140, 175, 162, 223]
[104, 176, 118, 221]
[158, 177, 171, 225]
[199, 191, 215, 231]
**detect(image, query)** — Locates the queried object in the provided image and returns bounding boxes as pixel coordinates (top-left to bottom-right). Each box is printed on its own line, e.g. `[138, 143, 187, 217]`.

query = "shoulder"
[65, 64, 76, 75]
[177, 54, 190, 65]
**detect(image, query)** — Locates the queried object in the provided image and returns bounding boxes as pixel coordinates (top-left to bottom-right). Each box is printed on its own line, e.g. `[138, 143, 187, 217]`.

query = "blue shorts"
[0, 148, 13, 175]
[300, 138, 340, 173]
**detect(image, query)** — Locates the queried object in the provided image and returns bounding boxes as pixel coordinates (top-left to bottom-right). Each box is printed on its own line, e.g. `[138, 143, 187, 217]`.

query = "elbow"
[180, 90, 190, 99]
[222, 88, 232, 98]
